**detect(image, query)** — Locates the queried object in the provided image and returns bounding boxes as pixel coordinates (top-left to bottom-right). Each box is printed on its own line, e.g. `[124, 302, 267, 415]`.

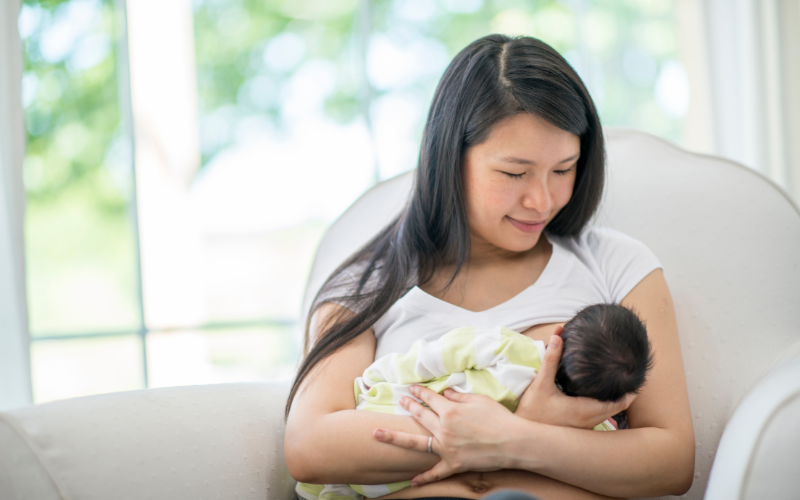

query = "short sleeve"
[584, 227, 662, 302]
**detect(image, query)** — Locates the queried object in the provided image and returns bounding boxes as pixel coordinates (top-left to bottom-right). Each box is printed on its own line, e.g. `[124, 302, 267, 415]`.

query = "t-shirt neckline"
[403, 234, 571, 322]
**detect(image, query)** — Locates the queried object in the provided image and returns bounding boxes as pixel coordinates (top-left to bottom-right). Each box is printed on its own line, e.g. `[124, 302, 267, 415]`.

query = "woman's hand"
[516, 328, 635, 428]
[373, 385, 519, 487]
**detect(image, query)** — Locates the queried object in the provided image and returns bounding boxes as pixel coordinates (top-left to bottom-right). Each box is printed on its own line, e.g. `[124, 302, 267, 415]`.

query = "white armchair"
[2, 129, 799, 500]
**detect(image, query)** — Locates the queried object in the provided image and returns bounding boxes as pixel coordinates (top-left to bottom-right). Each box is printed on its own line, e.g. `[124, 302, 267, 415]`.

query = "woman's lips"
[506, 216, 546, 233]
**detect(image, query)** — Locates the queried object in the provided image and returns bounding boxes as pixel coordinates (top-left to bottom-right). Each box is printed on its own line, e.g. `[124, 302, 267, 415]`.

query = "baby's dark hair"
[555, 303, 653, 402]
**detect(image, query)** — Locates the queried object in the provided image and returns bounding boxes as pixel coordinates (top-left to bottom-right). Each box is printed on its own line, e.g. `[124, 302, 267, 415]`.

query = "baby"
[296, 303, 653, 500]
[557, 303, 653, 403]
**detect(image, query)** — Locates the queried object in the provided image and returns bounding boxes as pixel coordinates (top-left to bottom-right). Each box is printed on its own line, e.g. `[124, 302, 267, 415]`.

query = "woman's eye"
[503, 172, 525, 179]
[554, 168, 573, 176]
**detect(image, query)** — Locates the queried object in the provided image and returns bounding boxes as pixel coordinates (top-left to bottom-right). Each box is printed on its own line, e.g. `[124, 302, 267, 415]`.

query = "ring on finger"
[427, 436, 433, 453]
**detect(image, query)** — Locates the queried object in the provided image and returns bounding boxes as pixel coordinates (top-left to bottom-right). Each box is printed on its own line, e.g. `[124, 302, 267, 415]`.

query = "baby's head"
[555, 304, 653, 402]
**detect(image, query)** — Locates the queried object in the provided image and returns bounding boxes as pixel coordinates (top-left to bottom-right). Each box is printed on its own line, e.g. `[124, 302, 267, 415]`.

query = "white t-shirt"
[373, 227, 660, 359]
[316, 227, 661, 360]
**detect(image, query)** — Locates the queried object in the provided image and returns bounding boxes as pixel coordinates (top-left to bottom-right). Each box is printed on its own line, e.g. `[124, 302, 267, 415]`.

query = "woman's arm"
[513, 269, 694, 496]
[284, 303, 439, 485]
[377, 269, 695, 497]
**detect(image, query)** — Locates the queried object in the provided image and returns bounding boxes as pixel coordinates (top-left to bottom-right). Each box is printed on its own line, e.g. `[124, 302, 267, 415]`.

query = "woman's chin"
[470, 227, 546, 256]
[494, 234, 544, 254]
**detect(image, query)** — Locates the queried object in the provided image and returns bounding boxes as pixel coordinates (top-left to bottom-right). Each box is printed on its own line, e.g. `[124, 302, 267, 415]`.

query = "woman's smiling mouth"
[506, 216, 546, 233]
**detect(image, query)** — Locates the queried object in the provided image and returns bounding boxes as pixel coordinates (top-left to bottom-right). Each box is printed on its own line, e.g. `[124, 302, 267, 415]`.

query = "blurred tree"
[192, 0, 358, 166]
[20, 0, 140, 335]
[21, 0, 124, 208]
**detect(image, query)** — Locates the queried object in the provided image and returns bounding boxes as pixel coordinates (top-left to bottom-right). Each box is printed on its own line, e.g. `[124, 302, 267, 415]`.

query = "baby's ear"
[552, 325, 564, 336]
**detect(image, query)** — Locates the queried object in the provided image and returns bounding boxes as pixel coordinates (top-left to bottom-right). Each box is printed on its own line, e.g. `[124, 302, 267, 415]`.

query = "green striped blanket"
[296, 325, 614, 500]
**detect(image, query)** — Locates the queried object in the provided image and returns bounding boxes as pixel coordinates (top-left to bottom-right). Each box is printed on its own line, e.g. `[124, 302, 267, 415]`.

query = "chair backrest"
[302, 128, 800, 500]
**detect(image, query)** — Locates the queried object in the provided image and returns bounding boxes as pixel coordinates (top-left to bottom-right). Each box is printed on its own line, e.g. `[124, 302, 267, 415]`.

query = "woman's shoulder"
[583, 226, 654, 255]
[549, 226, 662, 302]
[550, 226, 654, 259]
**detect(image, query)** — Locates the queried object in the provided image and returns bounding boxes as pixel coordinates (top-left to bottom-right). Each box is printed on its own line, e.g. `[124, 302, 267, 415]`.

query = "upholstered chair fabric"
[0, 383, 295, 500]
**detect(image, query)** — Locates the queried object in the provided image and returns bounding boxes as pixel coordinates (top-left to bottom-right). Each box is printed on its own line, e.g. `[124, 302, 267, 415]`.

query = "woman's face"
[462, 112, 580, 256]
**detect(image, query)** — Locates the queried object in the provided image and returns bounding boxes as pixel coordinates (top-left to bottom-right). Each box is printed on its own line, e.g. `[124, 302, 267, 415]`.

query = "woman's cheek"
[553, 177, 576, 210]
[486, 182, 518, 212]
[470, 179, 515, 220]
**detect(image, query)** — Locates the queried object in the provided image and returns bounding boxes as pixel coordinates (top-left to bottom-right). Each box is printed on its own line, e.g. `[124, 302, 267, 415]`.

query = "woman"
[284, 34, 694, 500]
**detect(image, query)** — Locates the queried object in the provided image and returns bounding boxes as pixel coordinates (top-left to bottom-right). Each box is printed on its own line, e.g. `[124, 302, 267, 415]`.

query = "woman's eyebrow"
[498, 153, 580, 165]
[558, 153, 580, 164]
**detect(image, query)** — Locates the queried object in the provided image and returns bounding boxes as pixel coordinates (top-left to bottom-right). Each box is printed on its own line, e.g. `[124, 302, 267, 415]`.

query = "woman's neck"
[420, 233, 553, 311]
[467, 232, 551, 269]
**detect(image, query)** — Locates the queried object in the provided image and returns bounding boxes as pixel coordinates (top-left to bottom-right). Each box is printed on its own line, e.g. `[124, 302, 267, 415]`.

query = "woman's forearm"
[503, 418, 695, 498]
[506, 271, 694, 498]
[285, 410, 439, 485]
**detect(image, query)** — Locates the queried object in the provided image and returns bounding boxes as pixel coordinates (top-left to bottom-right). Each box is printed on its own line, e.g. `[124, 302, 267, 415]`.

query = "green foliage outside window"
[20, 0, 139, 336]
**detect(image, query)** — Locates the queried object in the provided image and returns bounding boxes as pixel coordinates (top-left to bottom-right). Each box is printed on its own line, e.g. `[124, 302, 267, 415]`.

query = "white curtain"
[700, 0, 800, 200]
[0, 0, 32, 411]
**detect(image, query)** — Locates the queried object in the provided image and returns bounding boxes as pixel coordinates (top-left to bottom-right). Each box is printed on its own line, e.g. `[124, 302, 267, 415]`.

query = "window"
[20, 0, 145, 402]
[20, 0, 687, 403]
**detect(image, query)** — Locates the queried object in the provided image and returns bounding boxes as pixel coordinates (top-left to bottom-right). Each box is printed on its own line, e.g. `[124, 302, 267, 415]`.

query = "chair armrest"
[0, 382, 296, 500]
[705, 348, 800, 499]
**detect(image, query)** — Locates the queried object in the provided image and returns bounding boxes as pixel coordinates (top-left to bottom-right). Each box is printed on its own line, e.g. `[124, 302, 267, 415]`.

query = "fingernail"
[411, 482, 419, 488]
[375, 429, 384, 439]
[400, 397, 408, 406]
[549, 335, 561, 347]
[410, 385, 419, 395]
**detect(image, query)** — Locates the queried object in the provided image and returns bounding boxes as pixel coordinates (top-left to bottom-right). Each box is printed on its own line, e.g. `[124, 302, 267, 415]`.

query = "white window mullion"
[0, 0, 33, 410]
[114, 0, 149, 387]
[125, 0, 206, 331]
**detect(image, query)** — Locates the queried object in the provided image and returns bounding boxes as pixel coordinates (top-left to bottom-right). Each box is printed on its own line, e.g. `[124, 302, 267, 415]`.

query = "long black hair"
[285, 34, 605, 415]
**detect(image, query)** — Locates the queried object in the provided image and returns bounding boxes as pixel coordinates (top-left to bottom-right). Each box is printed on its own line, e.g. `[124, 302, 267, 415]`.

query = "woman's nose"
[522, 177, 553, 213]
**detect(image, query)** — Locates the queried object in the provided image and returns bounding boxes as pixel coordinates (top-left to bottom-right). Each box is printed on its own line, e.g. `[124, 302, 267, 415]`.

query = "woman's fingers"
[373, 428, 433, 453]
[400, 395, 441, 432]
[442, 388, 476, 402]
[409, 385, 451, 414]
[411, 460, 456, 487]
[536, 333, 564, 385]
[379, 390, 515, 481]
[600, 393, 636, 419]
[574, 392, 637, 428]
[614, 393, 636, 413]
